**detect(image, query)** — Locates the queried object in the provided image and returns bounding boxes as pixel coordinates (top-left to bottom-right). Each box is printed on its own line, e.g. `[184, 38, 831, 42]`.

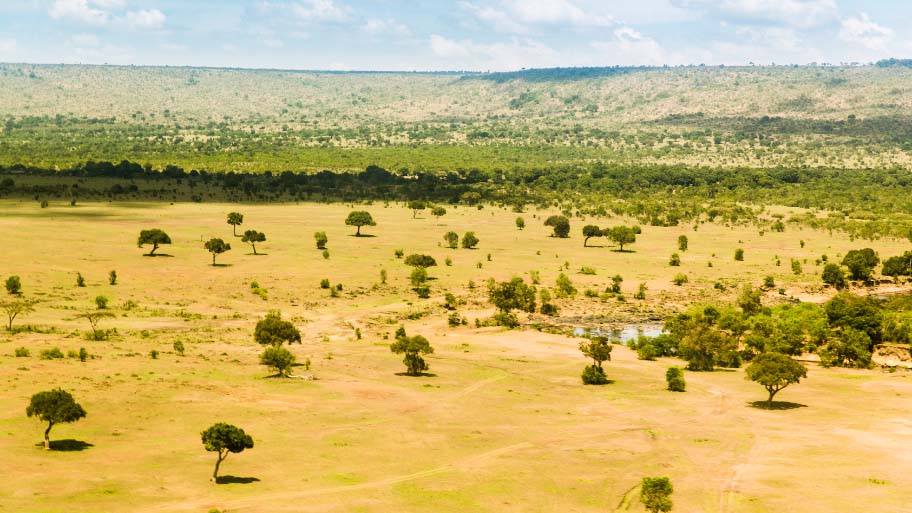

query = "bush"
[95, 296, 109, 309]
[669, 253, 681, 266]
[410, 267, 428, 287]
[149, 349, 159, 359]
[444, 293, 458, 310]
[109, 270, 117, 285]
[556, 273, 576, 298]
[672, 273, 688, 286]
[320, 278, 330, 289]
[173, 340, 185, 356]
[444, 231, 458, 249]
[493, 311, 520, 328]
[40, 347, 65, 360]
[461, 232, 479, 249]
[445, 257, 452, 266]
[415, 285, 431, 299]
[5, 275, 21, 295]
[735, 248, 745, 261]
[581, 365, 608, 385]
[763, 276, 775, 289]
[405, 254, 437, 268]
[666, 367, 686, 392]
[394, 248, 404, 258]
[448, 312, 462, 327]
[540, 303, 559, 316]
[14, 347, 29, 357]
[580, 266, 596, 275]
[76, 273, 86, 287]
[637, 344, 659, 361]
[634, 282, 647, 300]
[314, 231, 328, 249]
[260, 345, 296, 377]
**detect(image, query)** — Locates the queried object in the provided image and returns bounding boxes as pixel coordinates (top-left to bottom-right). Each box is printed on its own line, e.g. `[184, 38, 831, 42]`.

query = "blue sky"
[0, 1, 908, 71]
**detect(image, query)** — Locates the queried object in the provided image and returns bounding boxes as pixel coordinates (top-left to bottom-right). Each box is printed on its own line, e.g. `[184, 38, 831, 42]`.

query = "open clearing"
[1, 200, 911, 513]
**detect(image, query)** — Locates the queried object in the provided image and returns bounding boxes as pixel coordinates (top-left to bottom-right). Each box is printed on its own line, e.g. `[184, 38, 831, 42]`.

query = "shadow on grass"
[143, 253, 175, 258]
[394, 372, 437, 377]
[610, 249, 635, 253]
[36, 439, 94, 451]
[583, 380, 616, 385]
[216, 475, 260, 485]
[349, 233, 377, 238]
[211, 263, 233, 267]
[748, 400, 807, 410]
[247, 253, 269, 256]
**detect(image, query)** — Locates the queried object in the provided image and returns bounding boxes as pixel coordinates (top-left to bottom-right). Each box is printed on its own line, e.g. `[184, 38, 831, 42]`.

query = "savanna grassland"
[1, 200, 912, 513]
[4, 62, 912, 513]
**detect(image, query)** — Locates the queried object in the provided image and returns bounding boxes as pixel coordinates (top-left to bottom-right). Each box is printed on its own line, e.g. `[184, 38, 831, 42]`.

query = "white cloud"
[125, 9, 166, 29]
[429, 34, 559, 70]
[672, 0, 837, 28]
[362, 18, 411, 37]
[460, 0, 613, 33]
[48, 0, 110, 25]
[840, 13, 893, 52]
[290, 0, 351, 23]
[591, 27, 666, 66]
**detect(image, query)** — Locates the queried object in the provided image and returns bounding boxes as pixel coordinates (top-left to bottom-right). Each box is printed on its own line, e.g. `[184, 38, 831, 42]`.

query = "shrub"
[515, 217, 525, 230]
[461, 232, 480, 249]
[672, 274, 688, 286]
[380, 269, 387, 284]
[40, 347, 65, 360]
[556, 273, 576, 298]
[447, 312, 462, 327]
[540, 303, 559, 316]
[14, 347, 29, 357]
[445, 257, 452, 266]
[415, 285, 431, 299]
[173, 340, 185, 356]
[580, 266, 596, 275]
[666, 367, 686, 392]
[634, 282, 647, 300]
[410, 267, 428, 287]
[314, 231, 328, 249]
[444, 231, 459, 249]
[493, 311, 520, 328]
[260, 345, 296, 377]
[735, 248, 744, 261]
[394, 248, 404, 258]
[405, 254, 437, 268]
[763, 276, 775, 289]
[76, 273, 86, 287]
[78, 347, 89, 361]
[95, 296, 109, 309]
[669, 253, 681, 266]
[444, 293, 458, 310]
[678, 235, 688, 251]
[109, 270, 117, 285]
[149, 349, 159, 359]
[6, 275, 22, 295]
[581, 365, 608, 385]
[320, 279, 330, 289]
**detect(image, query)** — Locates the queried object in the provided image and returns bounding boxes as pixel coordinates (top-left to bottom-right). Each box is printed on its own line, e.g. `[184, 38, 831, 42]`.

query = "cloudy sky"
[0, 0, 908, 71]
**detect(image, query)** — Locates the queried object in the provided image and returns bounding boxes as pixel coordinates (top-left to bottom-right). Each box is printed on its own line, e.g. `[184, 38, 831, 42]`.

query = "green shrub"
[735, 248, 745, 261]
[109, 270, 117, 285]
[5, 275, 22, 295]
[669, 253, 681, 266]
[320, 279, 330, 289]
[76, 273, 86, 287]
[149, 349, 159, 359]
[493, 311, 520, 328]
[672, 274, 689, 286]
[40, 347, 64, 360]
[95, 296, 109, 309]
[666, 367, 686, 392]
[581, 365, 608, 385]
[580, 266, 596, 275]
[173, 340, 185, 356]
[14, 347, 29, 357]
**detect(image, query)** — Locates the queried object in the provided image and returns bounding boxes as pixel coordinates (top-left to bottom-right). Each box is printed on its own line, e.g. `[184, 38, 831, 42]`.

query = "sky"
[0, 0, 909, 71]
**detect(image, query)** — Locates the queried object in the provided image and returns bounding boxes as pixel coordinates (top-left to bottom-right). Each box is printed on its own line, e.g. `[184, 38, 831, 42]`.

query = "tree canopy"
[201, 422, 254, 482]
[488, 277, 536, 313]
[227, 212, 244, 236]
[241, 230, 266, 255]
[254, 311, 301, 346]
[544, 215, 570, 238]
[137, 229, 171, 256]
[606, 225, 637, 251]
[26, 388, 87, 450]
[390, 329, 434, 376]
[346, 211, 376, 236]
[204, 238, 231, 265]
[745, 352, 808, 406]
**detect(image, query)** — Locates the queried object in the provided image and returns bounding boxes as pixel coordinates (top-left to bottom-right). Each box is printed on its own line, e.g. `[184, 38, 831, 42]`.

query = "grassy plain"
[1, 200, 911, 513]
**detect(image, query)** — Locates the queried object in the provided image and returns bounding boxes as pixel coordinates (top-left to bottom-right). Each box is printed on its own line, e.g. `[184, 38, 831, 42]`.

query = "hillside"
[2, 63, 912, 172]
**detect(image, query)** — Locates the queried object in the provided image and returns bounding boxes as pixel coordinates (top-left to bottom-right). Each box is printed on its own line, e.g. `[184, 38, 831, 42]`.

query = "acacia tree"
[431, 206, 446, 224]
[204, 238, 231, 265]
[2, 298, 36, 331]
[346, 211, 376, 236]
[745, 352, 808, 406]
[404, 254, 437, 268]
[254, 311, 301, 346]
[201, 423, 254, 482]
[579, 337, 612, 384]
[137, 229, 171, 256]
[26, 389, 87, 450]
[227, 212, 244, 236]
[582, 225, 602, 247]
[516, 217, 525, 230]
[390, 328, 434, 376]
[77, 311, 115, 340]
[408, 201, 426, 218]
[606, 226, 636, 251]
[241, 230, 266, 255]
[260, 346, 296, 377]
[544, 215, 570, 238]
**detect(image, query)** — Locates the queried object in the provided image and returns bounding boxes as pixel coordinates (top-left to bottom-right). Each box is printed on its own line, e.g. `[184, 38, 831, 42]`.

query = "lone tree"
[641, 476, 673, 513]
[2, 298, 37, 331]
[582, 225, 602, 247]
[77, 311, 115, 340]
[461, 231, 479, 249]
[544, 215, 570, 238]
[431, 206, 447, 224]
[137, 229, 171, 256]
[254, 311, 301, 346]
[678, 235, 688, 252]
[260, 346, 296, 377]
[201, 423, 254, 482]
[444, 231, 459, 249]
[408, 200, 426, 218]
[314, 231, 328, 250]
[579, 337, 612, 385]
[390, 328, 434, 376]
[26, 389, 87, 450]
[489, 278, 537, 314]
[606, 225, 636, 251]
[516, 217, 525, 230]
[745, 352, 808, 407]
[227, 212, 244, 236]
[346, 211, 376, 236]
[204, 238, 231, 265]
[6, 275, 21, 295]
[666, 367, 686, 392]
[841, 248, 879, 282]
[241, 230, 266, 255]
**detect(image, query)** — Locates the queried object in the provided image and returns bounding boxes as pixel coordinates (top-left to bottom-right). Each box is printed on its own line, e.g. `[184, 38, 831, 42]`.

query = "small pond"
[572, 325, 664, 342]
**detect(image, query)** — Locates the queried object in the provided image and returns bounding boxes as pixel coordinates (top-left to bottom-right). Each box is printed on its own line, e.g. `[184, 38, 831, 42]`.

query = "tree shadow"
[211, 263, 233, 267]
[246, 253, 269, 256]
[394, 372, 437, 377]
[36, 439, 94, 451]
[584, 244, 607, 248]
[610, 249, 635, 253]
[143, 253, 175, 258]
[216, 475, 260, 485]
[748, 400, 807, 410]
[349, 233, 377, 238]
